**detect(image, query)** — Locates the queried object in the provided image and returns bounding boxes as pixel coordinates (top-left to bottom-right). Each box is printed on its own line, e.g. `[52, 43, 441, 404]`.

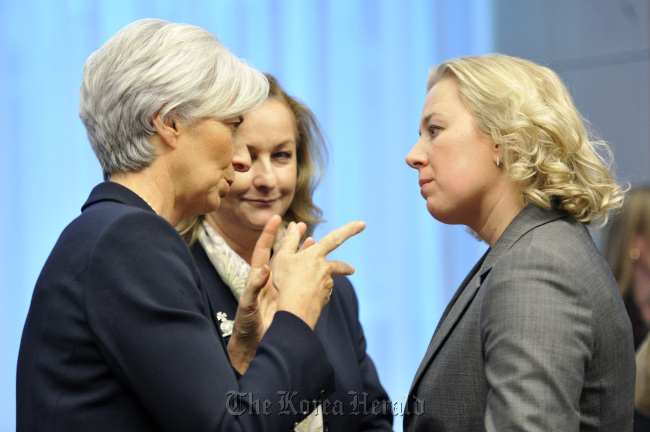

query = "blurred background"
[1, 1, 648, 430]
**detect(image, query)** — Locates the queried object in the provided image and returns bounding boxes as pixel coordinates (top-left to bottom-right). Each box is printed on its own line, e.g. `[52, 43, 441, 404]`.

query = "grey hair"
[79, 18, 269, 180]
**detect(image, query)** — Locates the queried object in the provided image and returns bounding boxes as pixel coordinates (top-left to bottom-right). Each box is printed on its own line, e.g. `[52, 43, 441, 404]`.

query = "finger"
[298, 237, 315, 252]
[245, 264, 271, 296]
[328, 260, 356, 276]
[296, 222, 307, 239]
[314, 221, 366, 256]
[250, 215, 282, 270]
[274, 221, 303, 254]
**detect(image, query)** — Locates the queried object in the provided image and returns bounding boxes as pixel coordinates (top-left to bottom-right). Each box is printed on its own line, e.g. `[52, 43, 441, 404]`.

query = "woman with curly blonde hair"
[178, 74, 392, 432]
[404, 54, 634, 432]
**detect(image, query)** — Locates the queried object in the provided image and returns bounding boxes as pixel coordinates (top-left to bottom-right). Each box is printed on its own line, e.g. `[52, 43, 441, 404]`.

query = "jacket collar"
[81, 181, 154, 213]
[480, 203, 567, 272]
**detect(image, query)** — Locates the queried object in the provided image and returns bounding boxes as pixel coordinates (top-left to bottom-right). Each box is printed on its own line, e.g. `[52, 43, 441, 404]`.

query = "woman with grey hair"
[17, 19, 364, 432]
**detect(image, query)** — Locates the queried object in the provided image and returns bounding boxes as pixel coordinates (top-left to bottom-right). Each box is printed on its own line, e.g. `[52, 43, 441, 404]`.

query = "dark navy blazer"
[17, 182, 336, 432]
[192, 242, 393, 431]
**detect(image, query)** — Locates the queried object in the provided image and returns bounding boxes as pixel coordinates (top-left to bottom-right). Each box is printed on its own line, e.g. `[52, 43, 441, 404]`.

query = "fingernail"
[287, 221, 295, 232]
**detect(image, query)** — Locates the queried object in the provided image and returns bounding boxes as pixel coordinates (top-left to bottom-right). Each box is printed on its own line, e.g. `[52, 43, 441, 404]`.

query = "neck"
[472, 184, 525, 247]
[110, 164, 180, 225]
[204, 213, 260, 264]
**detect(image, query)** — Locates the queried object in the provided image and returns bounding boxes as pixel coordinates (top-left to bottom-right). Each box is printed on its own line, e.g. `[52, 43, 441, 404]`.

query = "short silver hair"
[79, 18, 268, 179]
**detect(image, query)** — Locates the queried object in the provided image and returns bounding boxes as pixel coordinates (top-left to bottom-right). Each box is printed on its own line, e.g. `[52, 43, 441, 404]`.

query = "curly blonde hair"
[178, 73, 326, 245]
[427, 54, 624, 226]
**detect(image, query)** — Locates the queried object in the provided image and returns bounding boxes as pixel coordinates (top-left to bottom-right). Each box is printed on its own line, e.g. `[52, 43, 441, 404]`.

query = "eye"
[227, 116, 244, 132]
[272, 151, 293, 162]
[428, 125, 442, 137]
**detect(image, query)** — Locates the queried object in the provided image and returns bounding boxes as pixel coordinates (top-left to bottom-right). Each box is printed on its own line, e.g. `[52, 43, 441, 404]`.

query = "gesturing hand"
[228, 215, 284, 374]
[272, 220, 366, 329]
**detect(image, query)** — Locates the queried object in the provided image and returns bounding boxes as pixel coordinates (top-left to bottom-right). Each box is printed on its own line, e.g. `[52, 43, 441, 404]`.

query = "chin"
[426, 204, 455, 225]
[243, 214, 276, 232]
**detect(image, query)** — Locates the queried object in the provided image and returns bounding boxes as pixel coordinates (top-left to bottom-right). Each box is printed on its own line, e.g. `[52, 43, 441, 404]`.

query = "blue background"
[3, 1, 647, 431]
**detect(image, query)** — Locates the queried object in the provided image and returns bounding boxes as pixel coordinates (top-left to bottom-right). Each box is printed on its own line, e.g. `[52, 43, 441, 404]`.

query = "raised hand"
[272, 220, 366, 329]
[227, 215, 284, 374]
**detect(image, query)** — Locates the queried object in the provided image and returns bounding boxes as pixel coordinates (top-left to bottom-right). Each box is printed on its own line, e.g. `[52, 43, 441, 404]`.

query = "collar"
[81, 181, 154, 214]
[479, 203, 569, 274]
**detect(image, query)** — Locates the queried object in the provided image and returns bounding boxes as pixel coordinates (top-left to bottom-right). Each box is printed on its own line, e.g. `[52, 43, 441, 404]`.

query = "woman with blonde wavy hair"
[404, 54, 634, 432]
[178, 74, 392, 432]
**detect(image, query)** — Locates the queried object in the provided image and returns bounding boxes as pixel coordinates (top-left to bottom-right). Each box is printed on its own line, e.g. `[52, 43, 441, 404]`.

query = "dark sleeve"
[335, 276, 393, 431]
[85, 212, 335, 432]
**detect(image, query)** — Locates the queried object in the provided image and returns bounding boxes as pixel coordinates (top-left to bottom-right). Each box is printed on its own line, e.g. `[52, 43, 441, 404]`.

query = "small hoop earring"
[496, 157, 501, 167]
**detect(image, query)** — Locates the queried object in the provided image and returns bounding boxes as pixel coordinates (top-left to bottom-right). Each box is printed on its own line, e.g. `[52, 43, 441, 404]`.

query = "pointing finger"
[314, 221, 366, 256]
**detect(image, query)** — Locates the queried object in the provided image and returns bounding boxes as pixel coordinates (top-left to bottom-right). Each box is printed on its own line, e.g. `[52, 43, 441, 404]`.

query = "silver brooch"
[216, 312, 234, 337]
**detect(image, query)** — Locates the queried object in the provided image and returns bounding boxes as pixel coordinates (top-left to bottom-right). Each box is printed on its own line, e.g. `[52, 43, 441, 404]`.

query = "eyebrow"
[273, 140, 297, 149]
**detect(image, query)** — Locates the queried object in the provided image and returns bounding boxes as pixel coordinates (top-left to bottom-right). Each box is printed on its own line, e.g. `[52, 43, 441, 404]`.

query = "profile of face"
[167, 115, 247, 219]
[210, 99, 298, 234]
[406, 78, 499, 228]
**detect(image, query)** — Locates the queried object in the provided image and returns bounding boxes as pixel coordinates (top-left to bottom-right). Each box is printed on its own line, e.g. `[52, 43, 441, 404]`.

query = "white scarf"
[198, 221, 324, 432]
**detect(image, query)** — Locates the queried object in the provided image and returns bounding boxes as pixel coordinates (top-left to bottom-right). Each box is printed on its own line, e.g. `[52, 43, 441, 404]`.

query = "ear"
[152, 112, 180, 150]
[493, 142, 502, 166]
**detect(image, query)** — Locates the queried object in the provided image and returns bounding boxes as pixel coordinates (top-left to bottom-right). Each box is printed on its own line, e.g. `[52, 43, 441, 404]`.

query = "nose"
[223, 163, 235, 184]
[406, 137, 428, 169]
[251, 159, 277, 190]
[232, 138, 251, 173]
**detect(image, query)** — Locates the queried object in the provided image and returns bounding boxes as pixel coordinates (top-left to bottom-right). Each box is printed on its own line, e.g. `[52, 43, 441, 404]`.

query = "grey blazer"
[404, 204, 635, 431]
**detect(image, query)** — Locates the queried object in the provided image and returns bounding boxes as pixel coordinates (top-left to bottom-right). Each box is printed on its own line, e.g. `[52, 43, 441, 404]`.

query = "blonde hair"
[427, 54, 624, 226]
[604, 186, 650, 296]
[178, 74, 327, 245]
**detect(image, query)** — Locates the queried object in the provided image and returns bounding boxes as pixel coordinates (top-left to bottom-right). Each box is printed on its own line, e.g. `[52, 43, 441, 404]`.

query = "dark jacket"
[192, 241, 393, 431]
[17, 181, 335, 432]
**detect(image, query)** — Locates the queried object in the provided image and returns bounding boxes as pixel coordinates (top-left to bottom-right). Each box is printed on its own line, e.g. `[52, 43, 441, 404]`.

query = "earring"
[496, 157, 501, 167]
[630, 248, 641, 260]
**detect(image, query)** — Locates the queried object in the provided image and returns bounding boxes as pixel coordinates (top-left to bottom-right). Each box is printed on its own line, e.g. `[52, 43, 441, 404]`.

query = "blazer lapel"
[409, 250, 489, 394]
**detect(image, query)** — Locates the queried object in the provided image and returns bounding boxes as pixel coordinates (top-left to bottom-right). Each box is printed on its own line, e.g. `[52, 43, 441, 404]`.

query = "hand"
[228, 215, 283, 374]
[272, 220, 366, 329]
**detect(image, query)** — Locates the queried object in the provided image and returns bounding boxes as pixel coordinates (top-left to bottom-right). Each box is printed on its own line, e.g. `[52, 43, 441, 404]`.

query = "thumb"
[245, 264, 270, 296]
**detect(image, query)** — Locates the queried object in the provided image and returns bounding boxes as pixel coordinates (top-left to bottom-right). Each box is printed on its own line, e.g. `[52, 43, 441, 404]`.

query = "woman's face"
[211, 99, 298, 234]
[406, 78, 499, 227]
[174, 116, 246, 218]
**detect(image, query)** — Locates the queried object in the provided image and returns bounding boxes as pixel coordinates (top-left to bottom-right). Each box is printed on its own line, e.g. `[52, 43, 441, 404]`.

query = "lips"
[419, 179, 433, 187]
[243, 197, 280, 206]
